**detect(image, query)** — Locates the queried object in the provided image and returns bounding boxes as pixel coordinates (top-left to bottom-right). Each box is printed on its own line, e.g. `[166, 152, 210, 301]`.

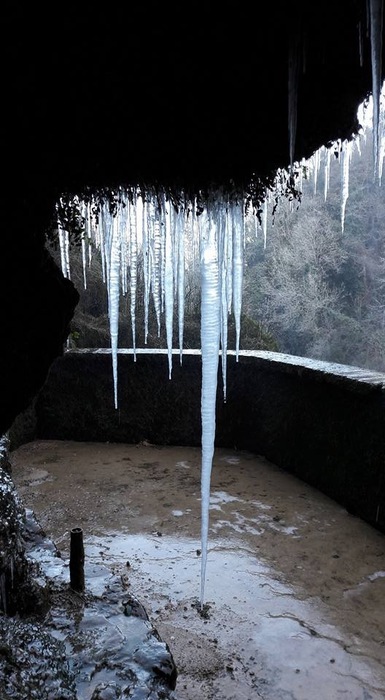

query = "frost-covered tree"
[243, 130, 385, 371]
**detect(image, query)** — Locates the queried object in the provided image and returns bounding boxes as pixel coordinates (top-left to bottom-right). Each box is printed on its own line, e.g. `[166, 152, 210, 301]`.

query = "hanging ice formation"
[324, 147, 332, 201]
[58, 213, 71, 281]
[57, 192, 245, 607]
[286, 79, 384, 234]
[312, 149, 322, 196]
[262, 198, 268, 250]
[340, 140, 353, 233]
[286, 2, 384, 224]
[199, 205, 221, 607]
[56, 15, 384, 605]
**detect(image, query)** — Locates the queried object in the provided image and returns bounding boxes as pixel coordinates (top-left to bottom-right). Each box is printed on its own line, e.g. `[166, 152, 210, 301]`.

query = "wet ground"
[11, 440, 385, 700]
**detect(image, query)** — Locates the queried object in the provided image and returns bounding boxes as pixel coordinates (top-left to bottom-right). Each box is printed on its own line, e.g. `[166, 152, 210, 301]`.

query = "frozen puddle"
[11, 440, 385, 700]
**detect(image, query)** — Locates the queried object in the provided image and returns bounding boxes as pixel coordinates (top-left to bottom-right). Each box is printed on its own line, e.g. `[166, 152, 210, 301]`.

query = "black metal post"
[70, 527, 85, 591]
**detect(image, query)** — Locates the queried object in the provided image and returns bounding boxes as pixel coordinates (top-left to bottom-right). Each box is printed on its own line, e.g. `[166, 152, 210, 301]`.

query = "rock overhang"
[5, 1, 383, 201]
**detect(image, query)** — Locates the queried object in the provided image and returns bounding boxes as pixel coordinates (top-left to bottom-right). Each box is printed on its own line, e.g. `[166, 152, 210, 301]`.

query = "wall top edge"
[65, 349, 385, 392]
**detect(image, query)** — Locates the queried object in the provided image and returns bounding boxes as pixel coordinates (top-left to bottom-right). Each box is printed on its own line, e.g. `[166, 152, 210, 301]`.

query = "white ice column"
[199, 205, 221, 607]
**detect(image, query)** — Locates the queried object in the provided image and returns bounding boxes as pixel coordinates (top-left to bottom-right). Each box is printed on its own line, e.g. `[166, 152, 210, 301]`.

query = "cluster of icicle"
[57, 0, 384, 606]
[287, 0, 384, 232]
[57, 83, 384, 607]
[286, 82, 385, 233]
[59, 194, 245, 605]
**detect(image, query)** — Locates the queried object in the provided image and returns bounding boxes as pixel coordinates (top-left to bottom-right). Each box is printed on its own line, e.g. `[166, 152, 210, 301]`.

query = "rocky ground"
[10, 439, 385, 700]
[0, 437, 177, 700]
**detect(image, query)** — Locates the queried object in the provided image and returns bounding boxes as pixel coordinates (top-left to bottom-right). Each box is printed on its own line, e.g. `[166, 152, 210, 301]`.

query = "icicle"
[226, 208, 233, 315]
[86, 201, 93, 238]
[313, 148, 321, 195]
[64, 208, 72, 279]
[232, 204, 243, 361]
[99, 208, 107, 285]
[142, 200, 150, 344]
[81, 236, 88, 289]
[355, 132, 362, 157]
[151, 206, 162, 337]
[297, 159, 304, 193]
[324, 147, 332, 201]
[54, 191, 253, 607]
[129, 199, 138, 359]
[177, 209, 185, 364]
[136, 194, 143, 251]
[57, 201, 72, 282]
[80, 203, 88, 289]
[61, 228, 71, 280]
[120, 202, 128, 297]
[160, 205, 166, 315]
[199, 204, 221, 608]
[107, 215, 121, 409]
[262, 198, 268, 250]
[219, 206, 228, 401]
[58, 227, 67, 277]
[103, 206, 113, 290]
[358, 100, 365, 132]
[369, 0, 384, 182]
[88, 200, 97, 269]
[163, 196, 174, 379]
[341, 140, 352, 232]
[172, 207, 179, 301]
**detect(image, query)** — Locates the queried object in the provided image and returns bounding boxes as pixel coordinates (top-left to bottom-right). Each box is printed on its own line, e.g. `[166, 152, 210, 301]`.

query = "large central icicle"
[163, 196, 174, 380]
[199, 201, 244, 606]
[106, 211, 121, 409]
[199, 204, 221, 608]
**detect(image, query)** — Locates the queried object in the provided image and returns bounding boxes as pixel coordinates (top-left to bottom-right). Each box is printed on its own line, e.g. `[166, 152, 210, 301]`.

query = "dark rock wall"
[5, 2, 383, 194]
[1, 2, 384, 436]
[26, 351, 385, 534]
[0, 246, 79, 437]
[0, 437, 43, 616]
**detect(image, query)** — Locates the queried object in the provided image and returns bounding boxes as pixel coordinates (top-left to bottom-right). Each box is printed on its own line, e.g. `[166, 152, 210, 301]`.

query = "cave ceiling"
[5, 1, 384, 209]
[1, 0, 384, 437]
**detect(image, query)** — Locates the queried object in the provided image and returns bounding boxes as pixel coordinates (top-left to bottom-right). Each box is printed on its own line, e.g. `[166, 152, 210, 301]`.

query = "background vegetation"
[244, 131, 384, 371]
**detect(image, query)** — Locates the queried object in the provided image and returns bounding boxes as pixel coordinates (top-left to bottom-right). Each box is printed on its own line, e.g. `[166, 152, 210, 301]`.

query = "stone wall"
[14, 350, 385, 534]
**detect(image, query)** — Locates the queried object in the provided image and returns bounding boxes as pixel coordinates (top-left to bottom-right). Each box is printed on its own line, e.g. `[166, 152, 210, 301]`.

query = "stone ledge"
[10, 351, 385, 535]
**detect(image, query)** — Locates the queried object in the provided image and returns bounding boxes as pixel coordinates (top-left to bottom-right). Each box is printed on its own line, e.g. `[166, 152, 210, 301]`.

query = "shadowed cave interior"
[1, 3, 384, 699]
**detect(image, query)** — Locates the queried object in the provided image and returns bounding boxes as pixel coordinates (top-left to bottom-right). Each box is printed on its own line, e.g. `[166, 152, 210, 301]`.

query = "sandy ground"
[10, 439, 385, 700]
